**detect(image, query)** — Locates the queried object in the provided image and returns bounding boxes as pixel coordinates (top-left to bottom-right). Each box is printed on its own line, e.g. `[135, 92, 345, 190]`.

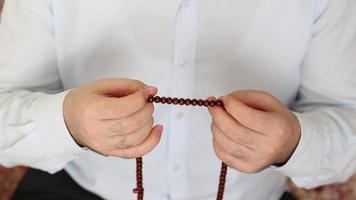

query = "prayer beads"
[133, 96, 228, 200]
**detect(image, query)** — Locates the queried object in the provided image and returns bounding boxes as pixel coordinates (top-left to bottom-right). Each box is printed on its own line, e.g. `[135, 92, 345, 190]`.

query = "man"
[0, 0, 355, 199]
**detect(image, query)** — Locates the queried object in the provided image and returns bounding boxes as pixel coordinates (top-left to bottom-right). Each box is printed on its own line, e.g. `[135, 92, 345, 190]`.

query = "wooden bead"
[203, 100, 210, 107]
[148, 96, 154, 103]
[172, 98, 179, 105]
[209, 101, 216, 107]
[197, 99, 204, 106]
[154, 96, 160, 103]
[216, 100, 223, 107]
[185, 99, 192, 105]
[178, 98, 185, 105]
[160, 97, 167, 104]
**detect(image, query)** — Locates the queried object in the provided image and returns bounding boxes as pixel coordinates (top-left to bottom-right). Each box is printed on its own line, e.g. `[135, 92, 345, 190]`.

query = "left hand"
[208, 90, 301, 173]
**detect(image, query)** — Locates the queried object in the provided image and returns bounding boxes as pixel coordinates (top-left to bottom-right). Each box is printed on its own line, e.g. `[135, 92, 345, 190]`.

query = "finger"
[108, 117, 154, 149]
[228, 90, 286, 112]
[212, 139, 244, 170]
[89, 78, 150, 97]
[220, 95, 271, 133]
[97, 87, 157, 119]
[208, 104, 263, 145]
[103, 104, 154, 132]
[212, 139, 262, 173]
[211, 123, 254, 158]
[110, 125, 163, 158]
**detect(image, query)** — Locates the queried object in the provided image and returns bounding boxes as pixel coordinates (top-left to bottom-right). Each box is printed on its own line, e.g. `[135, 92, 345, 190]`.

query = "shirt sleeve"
[275, 0, 356, 188]
[0, 0, 84, 173]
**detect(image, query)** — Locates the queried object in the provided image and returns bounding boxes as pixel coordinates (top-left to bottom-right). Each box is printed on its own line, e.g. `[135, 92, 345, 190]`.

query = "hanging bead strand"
[133, 157, 144, 200]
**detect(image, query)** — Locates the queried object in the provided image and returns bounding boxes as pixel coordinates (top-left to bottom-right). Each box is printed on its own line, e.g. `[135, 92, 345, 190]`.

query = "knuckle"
[109, 121, 127, 134]
[210, 123, 217, 133]
[211, 122, 216, 129]
[129, 119, 142, 131]
[230, 145, 241, 155]
[114, 135, 133, 149]
[147, 104, 154, 114]
[221, 123, 234, 135]
[240, 134, 254, 145]
[232, 147, 246, 160]
[265, 143, 277, 157]
[274, 124, 286, 137]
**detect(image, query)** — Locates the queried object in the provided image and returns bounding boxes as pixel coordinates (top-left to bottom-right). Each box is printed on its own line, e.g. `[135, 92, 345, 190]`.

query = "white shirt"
[1, 0, 356, 199]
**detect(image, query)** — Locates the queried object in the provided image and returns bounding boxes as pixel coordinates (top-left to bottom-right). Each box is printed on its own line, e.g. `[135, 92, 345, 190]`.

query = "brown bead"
[166, 97, 173, 104]
[172, 98, 179, 105]
[160, 97, 167, 104]
[216, 100, 223, 107]
[135, 157, 144, 199]
[191, 99, 198, 106]
[209, 101, 216, 107]
[216, 162, 228, 200]
[185, 99, 192, 105]
[178, 98, 185, 105]
[154, 96, 161, 103]
[148, 96, 154, 103]
[203, 100, 210, 107]
[197, 99, 204, 106]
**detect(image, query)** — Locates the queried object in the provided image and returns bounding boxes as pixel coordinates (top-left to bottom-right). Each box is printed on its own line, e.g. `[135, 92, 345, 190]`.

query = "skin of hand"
[208, 90, 301, 173]
[63, 78, 163, 158]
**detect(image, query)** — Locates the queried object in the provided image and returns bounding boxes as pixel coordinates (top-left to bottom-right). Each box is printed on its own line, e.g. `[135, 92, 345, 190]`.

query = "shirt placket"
[167, 0, 197, 199]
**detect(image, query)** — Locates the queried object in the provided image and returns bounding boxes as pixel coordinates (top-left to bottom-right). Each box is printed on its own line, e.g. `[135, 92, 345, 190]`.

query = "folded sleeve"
[0, 0, 84, 173]
[275, 0, 356, 188]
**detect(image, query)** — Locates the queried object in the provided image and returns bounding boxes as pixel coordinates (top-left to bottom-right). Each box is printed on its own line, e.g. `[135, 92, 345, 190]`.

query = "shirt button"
[175, 112, 184, 119]
[178, 59, 187, 67]
[173, 164, 181, 172]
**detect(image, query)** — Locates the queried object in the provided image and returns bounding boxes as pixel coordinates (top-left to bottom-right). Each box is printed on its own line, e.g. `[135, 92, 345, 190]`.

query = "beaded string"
[133, 96, 228, 200]
[133, 157, 144, 200]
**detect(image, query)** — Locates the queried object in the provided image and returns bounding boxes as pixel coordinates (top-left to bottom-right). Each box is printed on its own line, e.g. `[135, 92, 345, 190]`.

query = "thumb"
[220, 93, 271, 133]
[228, 90, 285, 112]
[90, 78, 156, 97]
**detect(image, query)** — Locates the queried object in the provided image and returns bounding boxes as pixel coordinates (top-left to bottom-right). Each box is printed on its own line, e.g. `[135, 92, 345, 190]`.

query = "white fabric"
[0, 0, 356, 199]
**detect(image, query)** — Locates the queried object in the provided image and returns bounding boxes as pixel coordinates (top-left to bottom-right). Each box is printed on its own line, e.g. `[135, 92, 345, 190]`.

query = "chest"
[53, 0, 316, 103]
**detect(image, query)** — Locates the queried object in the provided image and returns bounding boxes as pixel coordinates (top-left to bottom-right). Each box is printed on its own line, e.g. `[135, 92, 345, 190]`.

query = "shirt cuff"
[33, 90, 86, 173]
[273, 112, 329, 182]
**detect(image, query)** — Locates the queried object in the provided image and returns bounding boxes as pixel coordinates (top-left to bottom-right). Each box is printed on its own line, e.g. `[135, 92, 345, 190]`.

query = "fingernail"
[144, 85, 157, 96]
[220, 95, 228, 101]
[144, 85, 156, 90]
[156, 124, 163, 132]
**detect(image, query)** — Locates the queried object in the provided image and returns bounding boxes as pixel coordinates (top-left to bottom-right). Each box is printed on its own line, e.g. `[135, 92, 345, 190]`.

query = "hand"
[208, 90, 301, 173]
[63, 78, 163, 158]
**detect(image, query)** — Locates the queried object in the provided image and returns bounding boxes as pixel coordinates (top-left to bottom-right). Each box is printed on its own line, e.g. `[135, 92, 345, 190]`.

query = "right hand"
[63, 78, 163, 158]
